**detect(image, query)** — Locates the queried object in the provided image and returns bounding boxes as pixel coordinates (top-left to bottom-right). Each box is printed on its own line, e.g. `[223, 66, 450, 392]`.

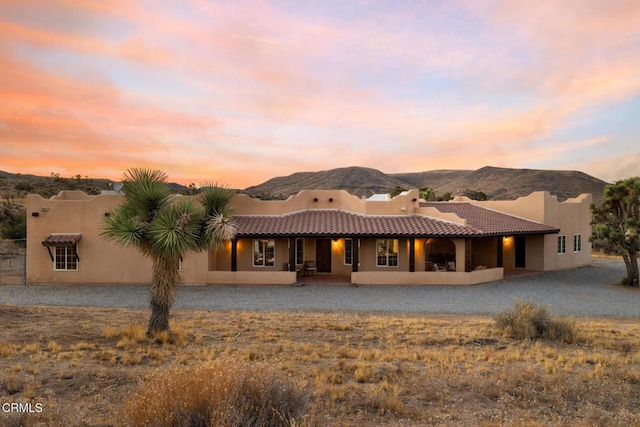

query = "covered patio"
[205, 206, 559, 286]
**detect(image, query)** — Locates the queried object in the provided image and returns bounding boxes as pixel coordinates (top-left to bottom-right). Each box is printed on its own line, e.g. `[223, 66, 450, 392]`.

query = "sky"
[1, 0, 639, 188]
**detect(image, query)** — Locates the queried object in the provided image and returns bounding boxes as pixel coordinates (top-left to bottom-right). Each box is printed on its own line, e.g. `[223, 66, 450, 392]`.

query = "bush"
[126, 359, 310, 427]
[495, 301, 576, 343]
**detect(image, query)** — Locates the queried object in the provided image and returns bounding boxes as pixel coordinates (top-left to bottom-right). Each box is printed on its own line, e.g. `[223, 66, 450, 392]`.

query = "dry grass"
[495, 300, 577, 343]
[0, 304, 639, 426]
[126, 359, 309, 426]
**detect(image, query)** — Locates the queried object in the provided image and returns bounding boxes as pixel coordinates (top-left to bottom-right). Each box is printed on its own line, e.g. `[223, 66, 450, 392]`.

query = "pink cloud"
[1, 0, 639, 186]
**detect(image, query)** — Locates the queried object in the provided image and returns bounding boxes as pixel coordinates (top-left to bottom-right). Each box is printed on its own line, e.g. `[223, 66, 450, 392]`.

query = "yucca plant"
[101, 168, 236, 336]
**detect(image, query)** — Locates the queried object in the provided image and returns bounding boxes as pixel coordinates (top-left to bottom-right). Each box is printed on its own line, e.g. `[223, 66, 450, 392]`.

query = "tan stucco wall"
[352, 268, 504, 285]
[476, 192, 592, 271]
[26, 189, 592, 285]
[473, 237, 499, 269]
[207, 271, 296, 285]
[27, 193, 154, 284]
[229, 189, 421, 216]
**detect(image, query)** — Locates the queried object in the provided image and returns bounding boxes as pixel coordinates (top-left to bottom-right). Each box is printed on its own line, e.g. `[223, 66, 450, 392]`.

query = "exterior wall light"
[31, 212, 39, 217]
[313, 197, 318, 202]
[329, 198, 334, 202]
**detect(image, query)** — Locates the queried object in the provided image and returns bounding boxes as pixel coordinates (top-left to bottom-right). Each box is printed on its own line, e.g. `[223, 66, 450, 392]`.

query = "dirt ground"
[1, 304, 639, 426]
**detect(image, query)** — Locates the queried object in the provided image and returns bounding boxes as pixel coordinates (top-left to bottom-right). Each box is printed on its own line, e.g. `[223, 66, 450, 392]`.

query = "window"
[573, 234, 582, 252]
[54, 246, 78, 271]
[557, 235, 566, 254]
[295, 238, 304, 265]
[376, 239, 399, 267]
[344, 238, 353, 265]
[253, 239, 275, 267]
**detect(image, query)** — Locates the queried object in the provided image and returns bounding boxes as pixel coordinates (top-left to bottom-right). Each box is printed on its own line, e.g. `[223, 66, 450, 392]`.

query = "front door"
[515, 236, 526, 268]
[316, 239, 332, 273]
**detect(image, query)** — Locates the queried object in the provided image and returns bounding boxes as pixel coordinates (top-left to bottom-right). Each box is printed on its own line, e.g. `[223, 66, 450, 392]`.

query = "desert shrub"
[495, 301, 576, 343]
[126, 359, 310, 427]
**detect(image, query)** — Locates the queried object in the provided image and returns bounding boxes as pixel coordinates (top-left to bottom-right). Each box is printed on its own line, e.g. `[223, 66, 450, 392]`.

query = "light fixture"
[329, 197, 334, 202]
[31, 212, 39, 217]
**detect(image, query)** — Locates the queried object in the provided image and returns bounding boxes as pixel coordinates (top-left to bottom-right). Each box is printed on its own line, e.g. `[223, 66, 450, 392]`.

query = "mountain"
[243, 167, 409, 199]
[0, 171, 187, 200]
[242, 166, 609, 204]
[392, 166, 608, 203]
[1, 166, 609, 205]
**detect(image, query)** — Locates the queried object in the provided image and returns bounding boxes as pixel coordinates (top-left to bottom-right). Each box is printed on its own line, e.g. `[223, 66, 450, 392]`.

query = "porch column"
[465, 238, 473, 272]
[497, 237, 504, 268]
[352, 238, 359, 273]
[409, 238, 415, 272]
[288, 238, 296, 272]
[231, 239, 237, 272]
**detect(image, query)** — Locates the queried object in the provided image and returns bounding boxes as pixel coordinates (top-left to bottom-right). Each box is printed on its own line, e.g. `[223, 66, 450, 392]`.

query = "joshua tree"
[101, 168, 236, 335]
[591, 177, 640, 287]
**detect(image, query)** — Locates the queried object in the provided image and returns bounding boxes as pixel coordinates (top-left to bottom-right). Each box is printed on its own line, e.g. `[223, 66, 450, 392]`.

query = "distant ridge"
[1, 166, 609, 204]
[242, 166, 608, 204]
[243, 167, 409, 199]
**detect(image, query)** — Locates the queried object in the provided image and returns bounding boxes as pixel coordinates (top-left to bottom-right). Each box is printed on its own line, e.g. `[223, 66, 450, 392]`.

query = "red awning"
[42, 234, 82, 246]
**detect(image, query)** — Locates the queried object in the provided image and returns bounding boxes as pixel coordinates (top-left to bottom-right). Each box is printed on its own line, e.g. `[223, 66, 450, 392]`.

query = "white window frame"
[54, 245, 78, 271]
[557, 235, 566, 254]
[573, 234, 582, 252]
[344, 238, 353, 265]
[253, 239, 275, 267]
[376, 239, 399, 267]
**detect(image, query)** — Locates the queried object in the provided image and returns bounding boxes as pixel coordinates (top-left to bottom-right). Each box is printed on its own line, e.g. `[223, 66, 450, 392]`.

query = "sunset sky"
[1, 0, 639, 188]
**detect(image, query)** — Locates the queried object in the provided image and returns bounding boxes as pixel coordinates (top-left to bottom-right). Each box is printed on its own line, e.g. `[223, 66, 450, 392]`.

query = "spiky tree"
[591, 177, 640, 287]
[101, 169, 236, 335]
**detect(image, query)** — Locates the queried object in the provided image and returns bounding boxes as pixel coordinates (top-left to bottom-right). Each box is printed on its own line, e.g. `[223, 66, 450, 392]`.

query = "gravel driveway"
[2, 258, 639, 317]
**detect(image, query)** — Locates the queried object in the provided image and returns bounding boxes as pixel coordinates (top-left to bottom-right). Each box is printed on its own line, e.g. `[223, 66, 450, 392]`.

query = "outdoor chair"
[303, 260, 317, 276]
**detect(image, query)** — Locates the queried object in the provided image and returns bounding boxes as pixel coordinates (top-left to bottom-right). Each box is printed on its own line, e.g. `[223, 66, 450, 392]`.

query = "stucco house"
[25, 189, 592, 286]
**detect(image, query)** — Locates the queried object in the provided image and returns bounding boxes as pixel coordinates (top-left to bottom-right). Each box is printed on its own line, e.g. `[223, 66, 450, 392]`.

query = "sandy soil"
[1, 304, 639, 426]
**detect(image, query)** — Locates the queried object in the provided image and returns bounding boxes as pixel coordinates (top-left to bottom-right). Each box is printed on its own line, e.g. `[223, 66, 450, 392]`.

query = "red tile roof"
[234, 210, 481, 238]
[234, 204, 559, 238]
[420, 202, 559, 236]
[42, 234, 82, 246]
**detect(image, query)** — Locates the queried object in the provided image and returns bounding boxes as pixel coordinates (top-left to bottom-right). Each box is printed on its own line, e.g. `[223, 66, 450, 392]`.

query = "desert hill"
[0, 171, 187, 200]
[0, 166, 608, 205]
[243, 167, 409, 199]
[243, 166, 608, 204]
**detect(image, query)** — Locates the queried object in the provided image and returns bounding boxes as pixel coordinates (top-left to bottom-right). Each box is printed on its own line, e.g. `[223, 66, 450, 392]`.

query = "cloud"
[1, 0, 639, 186]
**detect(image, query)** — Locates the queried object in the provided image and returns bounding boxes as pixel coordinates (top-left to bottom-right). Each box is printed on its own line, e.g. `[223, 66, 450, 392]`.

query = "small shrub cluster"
[495, 301, 577, 343]
[125, 359, 310, 427]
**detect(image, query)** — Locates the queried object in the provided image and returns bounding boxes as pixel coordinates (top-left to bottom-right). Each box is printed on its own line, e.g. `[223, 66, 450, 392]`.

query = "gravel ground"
[2, 258, 639, 317]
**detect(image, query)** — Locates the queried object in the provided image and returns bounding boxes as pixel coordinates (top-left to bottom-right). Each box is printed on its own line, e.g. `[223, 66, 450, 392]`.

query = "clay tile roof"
[420, 202, 560, 235]
[42, 234, 82, 246]
[234, 210, 481, 238]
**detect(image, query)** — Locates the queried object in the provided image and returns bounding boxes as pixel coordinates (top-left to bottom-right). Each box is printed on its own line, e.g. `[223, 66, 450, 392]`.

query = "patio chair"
[303, 260, 317, 276]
